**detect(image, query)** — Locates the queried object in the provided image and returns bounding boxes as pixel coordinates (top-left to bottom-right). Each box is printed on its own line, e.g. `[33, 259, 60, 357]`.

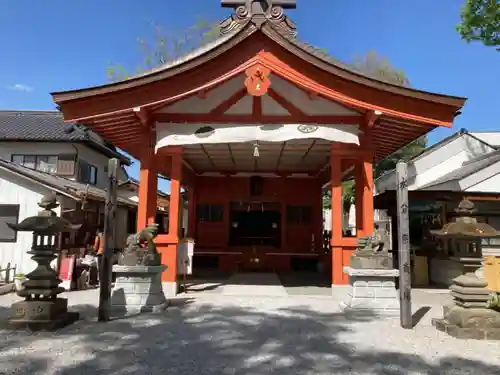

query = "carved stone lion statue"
[355, 233, 387, 255]
[119, 224, 161, 266]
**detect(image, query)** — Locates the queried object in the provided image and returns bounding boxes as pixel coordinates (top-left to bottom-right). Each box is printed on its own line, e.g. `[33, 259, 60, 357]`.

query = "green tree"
[457, 0, 500, 50]
[107, 19, 220, 81]
[351, 51, 410, 87]
[323, 52, 427, 210]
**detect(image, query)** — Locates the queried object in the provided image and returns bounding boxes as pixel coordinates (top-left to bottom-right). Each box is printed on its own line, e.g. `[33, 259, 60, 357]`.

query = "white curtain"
[155, 123, 359, 151]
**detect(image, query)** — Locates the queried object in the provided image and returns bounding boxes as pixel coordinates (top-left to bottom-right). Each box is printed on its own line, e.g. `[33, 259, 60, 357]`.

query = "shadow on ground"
[182, 271, 332, 295]
[0, 297, 499, 375]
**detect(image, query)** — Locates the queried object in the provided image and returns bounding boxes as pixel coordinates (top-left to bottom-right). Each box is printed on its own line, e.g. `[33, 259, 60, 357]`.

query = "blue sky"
[0, 0, 498, 192]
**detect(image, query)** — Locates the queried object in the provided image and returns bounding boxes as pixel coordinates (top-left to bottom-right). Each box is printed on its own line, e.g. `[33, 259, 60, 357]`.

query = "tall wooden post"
[98, 158, 118, 322]
[396, 161, 412, 329]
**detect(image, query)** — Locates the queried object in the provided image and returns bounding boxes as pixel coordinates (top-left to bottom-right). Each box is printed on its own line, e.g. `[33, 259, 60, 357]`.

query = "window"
[79, 160, 98, 185]
[0, 205, 20, 242]
[287, 205, 312, 224]
[12, 155, 57, 173]
[478, 216, 500, 247]
[197, 204, 224, 222]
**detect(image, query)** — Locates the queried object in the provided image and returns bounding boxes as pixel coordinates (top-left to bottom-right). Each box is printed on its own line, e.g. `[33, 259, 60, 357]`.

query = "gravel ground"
[0, 289, 499, 375]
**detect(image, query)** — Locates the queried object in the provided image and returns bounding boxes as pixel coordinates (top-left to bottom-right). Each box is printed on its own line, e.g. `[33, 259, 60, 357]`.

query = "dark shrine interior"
[229, 209, 281, 247]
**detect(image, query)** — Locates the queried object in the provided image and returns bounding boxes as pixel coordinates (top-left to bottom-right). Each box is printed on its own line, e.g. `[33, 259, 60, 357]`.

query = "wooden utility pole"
[98, 158, 118, 322]
[396, 161, 412, 329]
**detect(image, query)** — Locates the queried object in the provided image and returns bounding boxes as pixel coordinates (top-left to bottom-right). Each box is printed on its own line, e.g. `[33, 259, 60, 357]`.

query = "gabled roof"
[374, 129, 497, 194]
[0, 158, 135, 207]
[0, 110, 131, 165]
[51, 5, 467, 164]
[420, 150, 500, 191]
[119, 177, 170, 197]
[51, 22, 466, 107]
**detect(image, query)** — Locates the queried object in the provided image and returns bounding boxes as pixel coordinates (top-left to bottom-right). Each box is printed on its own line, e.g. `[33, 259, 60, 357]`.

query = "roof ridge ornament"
[220, 0, 297, 37]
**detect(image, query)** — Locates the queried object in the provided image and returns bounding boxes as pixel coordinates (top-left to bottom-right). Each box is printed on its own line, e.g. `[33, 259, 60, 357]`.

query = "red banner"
[58, 255, 75, 281]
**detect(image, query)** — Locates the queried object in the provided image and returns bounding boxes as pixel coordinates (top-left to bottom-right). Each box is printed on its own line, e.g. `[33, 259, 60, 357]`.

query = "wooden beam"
[301, 140, 316, 162]
[210, 89, 247, 116]
[252, 96, 262, 117]
[98, 128, 140, 136]
[154, 113, 362, 124]
[267, 88, 306, 117]
[133, 107, 149, 127]
[197, 169, 318, 175]
[276, 142, 286, 171]
[227, 144, 236, 165]
[90, 113, 137, 125]
[200, 144, 216, 170]
[94, 121, 136, 131]
[365, 110, 380, 129]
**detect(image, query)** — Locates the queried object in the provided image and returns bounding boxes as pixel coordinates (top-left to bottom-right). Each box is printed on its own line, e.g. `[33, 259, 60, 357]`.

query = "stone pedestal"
[9, 298, 79, 330]
[111, 264, 168, 316]
[342, 267, 400, 316]
[432, 274, 500, 340]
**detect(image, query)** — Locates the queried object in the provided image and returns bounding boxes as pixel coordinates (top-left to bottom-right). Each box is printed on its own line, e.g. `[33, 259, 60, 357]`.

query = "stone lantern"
[7, 193, 81, 330]
[431, 199, 500, 340]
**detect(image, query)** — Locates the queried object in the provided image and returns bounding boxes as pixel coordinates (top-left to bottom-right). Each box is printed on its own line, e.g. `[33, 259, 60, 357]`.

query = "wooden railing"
[0, 262, 16, 284]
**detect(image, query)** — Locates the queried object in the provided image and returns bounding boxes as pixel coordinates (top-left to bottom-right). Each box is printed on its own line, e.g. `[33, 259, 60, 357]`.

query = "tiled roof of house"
[0, 158, 136, 207]
[0, 110, 130, 165]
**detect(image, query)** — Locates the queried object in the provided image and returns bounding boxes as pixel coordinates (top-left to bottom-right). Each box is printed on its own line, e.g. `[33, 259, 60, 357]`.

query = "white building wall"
[374, 134, 495, 195]
[0, 170, 62, 274]
[470, 133, 500, 148]
[118, 188, 188, 235]
[0, 142, 128, 189]
[464, 163, 500, 193]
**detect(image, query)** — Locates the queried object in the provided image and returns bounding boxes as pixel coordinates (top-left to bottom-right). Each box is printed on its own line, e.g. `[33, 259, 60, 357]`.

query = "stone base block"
[0, 283, 14, 296]
[432, 318, 500, 340]
[111, 264, 169, 317]
[432, 305, 500, 340]
[443, 305, 500, 328]
[163, 281, 177, 297]
[8, 299, 79, 331]
[342, 267, 400, 316]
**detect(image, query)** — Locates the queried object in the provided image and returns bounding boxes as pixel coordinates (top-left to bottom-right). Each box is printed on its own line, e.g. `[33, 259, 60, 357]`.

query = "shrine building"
[52, 1, 466, 294]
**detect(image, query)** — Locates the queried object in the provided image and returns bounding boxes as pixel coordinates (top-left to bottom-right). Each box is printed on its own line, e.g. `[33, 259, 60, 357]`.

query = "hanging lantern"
[253, 143, 260, 157]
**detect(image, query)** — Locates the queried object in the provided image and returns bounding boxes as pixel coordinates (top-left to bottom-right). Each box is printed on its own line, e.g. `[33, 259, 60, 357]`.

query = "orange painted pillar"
[169, 153, 182, 238]
[355, 140, 374, 237]
[136, 140, 158, 231]
[330, 146, 343, 285]
[159, 151, 183, 285]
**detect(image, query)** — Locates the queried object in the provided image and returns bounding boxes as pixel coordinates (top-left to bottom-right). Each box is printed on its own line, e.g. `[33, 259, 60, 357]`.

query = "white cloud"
[7, 83, 33, 92]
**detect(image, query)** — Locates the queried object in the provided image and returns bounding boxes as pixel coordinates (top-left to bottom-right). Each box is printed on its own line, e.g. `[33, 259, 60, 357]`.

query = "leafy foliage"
[351, 51, 411, 87]
[107, 19, 220, 81]
[323, 52, 427, 210]
[457, 0, 500, 50]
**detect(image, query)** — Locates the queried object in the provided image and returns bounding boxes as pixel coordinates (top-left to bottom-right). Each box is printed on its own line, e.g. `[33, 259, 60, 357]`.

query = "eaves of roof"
[374, 129, 495, 185]
[0, 110, 131, 165]
[0, 159, 136, 208]
[51, 21, 466, 108]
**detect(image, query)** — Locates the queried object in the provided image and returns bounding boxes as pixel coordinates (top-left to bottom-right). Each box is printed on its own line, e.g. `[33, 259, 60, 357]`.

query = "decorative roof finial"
[220, 0, 297, 37]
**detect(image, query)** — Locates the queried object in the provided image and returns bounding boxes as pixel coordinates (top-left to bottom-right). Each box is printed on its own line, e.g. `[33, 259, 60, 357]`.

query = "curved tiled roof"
[0, 110, 130, 165]
[51, 20, 466, 106]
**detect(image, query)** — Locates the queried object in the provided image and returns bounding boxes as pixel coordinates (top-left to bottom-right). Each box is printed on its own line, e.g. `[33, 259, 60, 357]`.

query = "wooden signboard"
[484, 256, 500, 292]
[396, 162, 412, 329]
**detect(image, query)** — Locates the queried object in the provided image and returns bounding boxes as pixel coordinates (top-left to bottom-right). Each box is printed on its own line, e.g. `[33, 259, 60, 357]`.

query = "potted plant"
[14, 273, 26, 292]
